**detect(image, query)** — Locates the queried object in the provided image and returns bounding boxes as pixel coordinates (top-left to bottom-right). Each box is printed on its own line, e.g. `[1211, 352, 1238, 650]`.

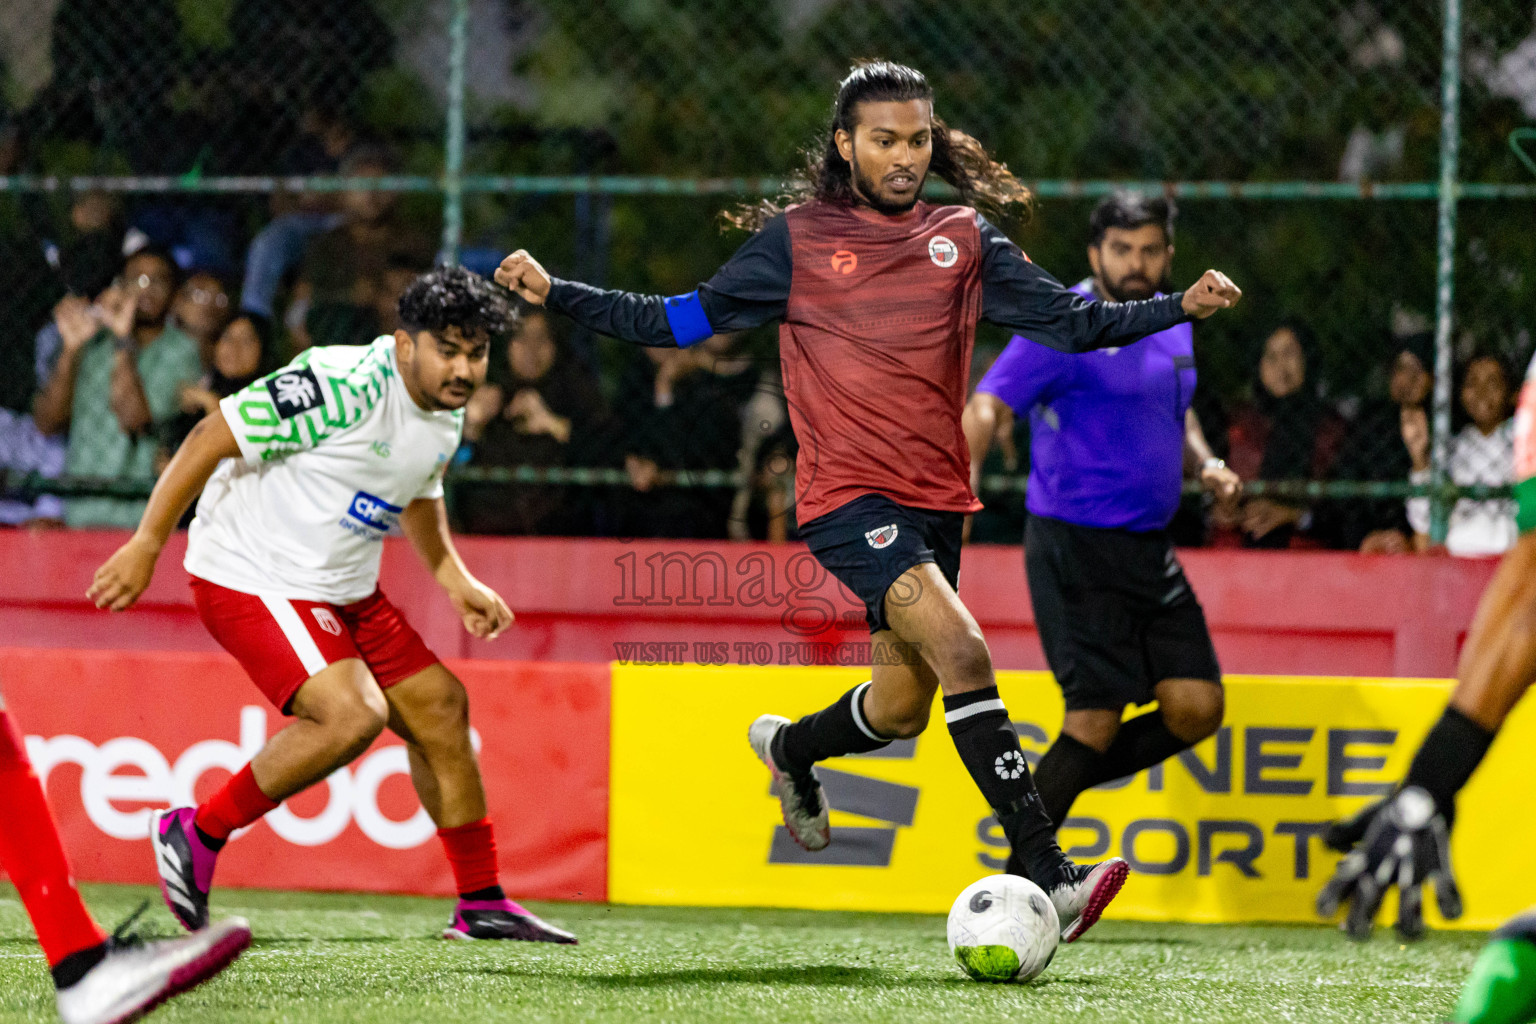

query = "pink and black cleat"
[149, 807, 219, 933]
[442, 899, 577, 944]
[1049, 857, 1129, 943]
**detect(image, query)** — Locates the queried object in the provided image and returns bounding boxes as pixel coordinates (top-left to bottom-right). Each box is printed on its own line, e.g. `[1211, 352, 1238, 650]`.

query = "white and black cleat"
[55, 915, 250, 1024]
[748, 714, 830, 852]
[1048, 857, 1129, 943]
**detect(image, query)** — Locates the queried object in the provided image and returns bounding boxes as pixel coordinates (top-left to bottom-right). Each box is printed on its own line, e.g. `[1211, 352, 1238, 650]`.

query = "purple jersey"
[976, 280, 1195, 531]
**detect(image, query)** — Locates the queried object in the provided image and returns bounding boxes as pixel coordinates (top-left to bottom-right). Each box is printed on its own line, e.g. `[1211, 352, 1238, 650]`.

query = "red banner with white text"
[0, 649, 608, 901]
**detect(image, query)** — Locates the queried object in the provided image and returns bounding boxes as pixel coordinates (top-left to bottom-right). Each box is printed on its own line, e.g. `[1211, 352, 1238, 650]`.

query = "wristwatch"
[1202, 457, 1226, 473]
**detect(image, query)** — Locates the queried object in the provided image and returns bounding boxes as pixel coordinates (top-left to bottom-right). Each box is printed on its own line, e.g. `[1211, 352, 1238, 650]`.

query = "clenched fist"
[1181, 270, 1242, 320]
[495, 250, 552, 306]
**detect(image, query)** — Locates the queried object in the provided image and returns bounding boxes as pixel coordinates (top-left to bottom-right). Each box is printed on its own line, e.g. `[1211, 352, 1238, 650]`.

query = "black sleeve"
[543, 215, 792, 348]
[542, 279, 674, 348]
[976, 213, 1190, 353]
[696, 214, 792, 331]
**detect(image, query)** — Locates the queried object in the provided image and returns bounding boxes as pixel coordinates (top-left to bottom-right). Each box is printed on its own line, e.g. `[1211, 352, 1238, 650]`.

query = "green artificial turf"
[0, 884, 1481, 1023]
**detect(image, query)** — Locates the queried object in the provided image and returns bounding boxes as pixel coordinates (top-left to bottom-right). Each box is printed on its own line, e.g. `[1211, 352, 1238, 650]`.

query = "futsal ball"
[946, 874, 1060, 982]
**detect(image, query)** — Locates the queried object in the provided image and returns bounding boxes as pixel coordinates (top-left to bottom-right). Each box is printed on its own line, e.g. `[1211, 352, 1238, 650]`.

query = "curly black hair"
[397, 265, 517, 339]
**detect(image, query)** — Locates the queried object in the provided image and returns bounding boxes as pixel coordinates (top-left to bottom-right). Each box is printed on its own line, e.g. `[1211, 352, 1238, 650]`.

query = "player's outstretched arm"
[400, 497, 512, 640]
[494, 218, 790, 349]
[975, 215, 1239, 352]
[88, 411, 242, 612]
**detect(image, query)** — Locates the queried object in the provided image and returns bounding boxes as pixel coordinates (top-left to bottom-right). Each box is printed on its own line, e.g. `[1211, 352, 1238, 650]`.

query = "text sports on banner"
[609, 666, 1536, 928]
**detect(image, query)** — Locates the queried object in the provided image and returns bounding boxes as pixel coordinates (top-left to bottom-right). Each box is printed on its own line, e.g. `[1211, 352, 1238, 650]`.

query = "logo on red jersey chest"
[928, 235, 958, 268]
[831, 250, 858, 275]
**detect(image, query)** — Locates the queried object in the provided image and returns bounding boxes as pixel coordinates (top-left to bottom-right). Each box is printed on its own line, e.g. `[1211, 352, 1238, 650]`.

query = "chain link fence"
[1, 0, 1533, 548]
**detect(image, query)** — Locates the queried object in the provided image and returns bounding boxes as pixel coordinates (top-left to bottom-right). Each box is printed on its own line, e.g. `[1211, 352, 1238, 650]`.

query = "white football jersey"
[185, 337, 463, 604]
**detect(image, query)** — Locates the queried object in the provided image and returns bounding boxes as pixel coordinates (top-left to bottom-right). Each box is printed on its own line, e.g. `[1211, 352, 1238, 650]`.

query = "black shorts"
[1026, 514, 1221, 712]
[799, 493, 964, 633]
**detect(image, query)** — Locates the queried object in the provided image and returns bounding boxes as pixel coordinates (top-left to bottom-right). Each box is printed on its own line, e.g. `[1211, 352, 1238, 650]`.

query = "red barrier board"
[0, 531, 1501, 677]
[0, 648, 608, 901]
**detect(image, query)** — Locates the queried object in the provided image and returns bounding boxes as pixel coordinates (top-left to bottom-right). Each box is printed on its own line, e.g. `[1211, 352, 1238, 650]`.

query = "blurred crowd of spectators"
[1206, 323, 1522, 557]
[0, 178, 796, 541]
[452, 309, 792, 542]
[0, 168, 1524, 554]
[0, 0, 1527, 552]
[1210, 322, 1523, 555]
[970, 321, 1526, 558]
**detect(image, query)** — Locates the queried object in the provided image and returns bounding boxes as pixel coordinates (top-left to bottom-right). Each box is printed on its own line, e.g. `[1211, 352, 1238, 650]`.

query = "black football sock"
[775, 681, 892, 773]
[1404, 706, 1495, 824]
[1086, 709, 1193, 788]
[461, 885, 508, 903]
[943, 686, 1067, 887]
[1032, 732, 1105, 828]
[50, 942, 109, 991]
[194, 823, 226, 852]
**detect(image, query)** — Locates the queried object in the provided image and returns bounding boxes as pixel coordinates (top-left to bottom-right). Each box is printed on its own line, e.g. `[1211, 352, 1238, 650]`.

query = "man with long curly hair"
[87, 266, 576, 946]
[498, 61, 1241, 941]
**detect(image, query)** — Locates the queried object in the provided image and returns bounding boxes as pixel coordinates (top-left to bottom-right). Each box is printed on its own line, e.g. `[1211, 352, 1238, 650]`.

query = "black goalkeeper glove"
[1316, 785, 1462, 941]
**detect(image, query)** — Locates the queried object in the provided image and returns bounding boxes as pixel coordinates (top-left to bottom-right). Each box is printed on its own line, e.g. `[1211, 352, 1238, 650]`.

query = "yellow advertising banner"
[609, 665, 1536, 928]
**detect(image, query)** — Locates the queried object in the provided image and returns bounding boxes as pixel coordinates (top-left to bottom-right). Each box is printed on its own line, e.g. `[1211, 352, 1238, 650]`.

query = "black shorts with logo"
[799, 493, 964, 633]
[1026, 513, 1221, 711]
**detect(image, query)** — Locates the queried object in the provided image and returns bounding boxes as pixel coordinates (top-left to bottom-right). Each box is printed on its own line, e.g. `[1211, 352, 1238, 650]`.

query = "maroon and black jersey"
[545, 199, 1188, 524]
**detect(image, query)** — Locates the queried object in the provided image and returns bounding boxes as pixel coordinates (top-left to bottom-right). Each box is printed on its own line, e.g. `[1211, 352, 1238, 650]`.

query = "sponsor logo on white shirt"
[266, 367, 324, 418]
[346, 491, 403, 535]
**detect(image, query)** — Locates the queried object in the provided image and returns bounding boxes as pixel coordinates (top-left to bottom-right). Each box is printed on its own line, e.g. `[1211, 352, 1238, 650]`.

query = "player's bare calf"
[1318, 389, 1536, 938]
[89, 267, 575, 946]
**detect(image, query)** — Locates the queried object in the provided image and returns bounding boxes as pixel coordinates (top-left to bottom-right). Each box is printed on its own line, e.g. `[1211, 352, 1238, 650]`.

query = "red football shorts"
[190, 576, 440, 714]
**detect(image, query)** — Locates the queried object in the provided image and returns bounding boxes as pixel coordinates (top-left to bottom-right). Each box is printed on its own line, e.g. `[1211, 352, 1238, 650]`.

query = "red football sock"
[194, 764, 279, 843]
[437, 817, 501, 896]
[0, 711, 107, 966]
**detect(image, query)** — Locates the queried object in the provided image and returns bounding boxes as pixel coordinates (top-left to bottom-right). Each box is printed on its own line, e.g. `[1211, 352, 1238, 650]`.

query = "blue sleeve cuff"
[663, 291, 714, 348]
